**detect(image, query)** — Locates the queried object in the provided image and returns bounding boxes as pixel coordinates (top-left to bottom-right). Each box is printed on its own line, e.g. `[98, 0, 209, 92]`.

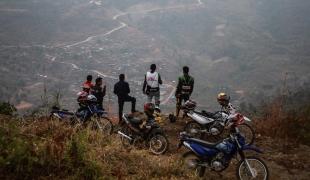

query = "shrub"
[0, 102, 16, 116]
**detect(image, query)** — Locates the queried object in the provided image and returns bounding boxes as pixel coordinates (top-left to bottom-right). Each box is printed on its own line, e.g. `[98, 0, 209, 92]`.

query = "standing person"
[142, 64, 162, 107]
[175, 66, 194, 118]
[83, 75, 94, 88]
[91, 77, 106, 110]
[114, 74, 136, 121]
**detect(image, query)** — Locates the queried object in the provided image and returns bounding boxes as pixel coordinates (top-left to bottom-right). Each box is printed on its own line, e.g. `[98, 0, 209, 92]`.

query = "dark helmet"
[217, 92, 230, 106]
[183, 100, 197, 110]
[144, 103, 155, 116]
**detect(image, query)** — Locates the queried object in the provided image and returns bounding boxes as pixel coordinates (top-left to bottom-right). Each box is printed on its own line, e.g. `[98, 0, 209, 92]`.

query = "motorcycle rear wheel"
[148, 134, 169, 155]
[182, 151, 205, 176]
[184, 121, 204, 138]
[238, 123, 255, 145]
[90, 117, 113, 137]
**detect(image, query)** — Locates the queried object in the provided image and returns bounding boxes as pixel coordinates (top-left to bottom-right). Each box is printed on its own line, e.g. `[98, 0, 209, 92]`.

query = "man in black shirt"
[114, 74, 136, 121]
[91, 77, 106, 109]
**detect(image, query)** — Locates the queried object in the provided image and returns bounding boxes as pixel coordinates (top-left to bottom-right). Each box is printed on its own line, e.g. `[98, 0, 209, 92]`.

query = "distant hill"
[0, 0, 309, 113]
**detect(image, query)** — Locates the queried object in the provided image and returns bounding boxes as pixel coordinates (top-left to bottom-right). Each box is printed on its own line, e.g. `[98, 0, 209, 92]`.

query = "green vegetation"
[0, 102, 16, 116]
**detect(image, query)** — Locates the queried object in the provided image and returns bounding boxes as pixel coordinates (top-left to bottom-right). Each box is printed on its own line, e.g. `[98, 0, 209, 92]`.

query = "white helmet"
[87, 95, 97, 102]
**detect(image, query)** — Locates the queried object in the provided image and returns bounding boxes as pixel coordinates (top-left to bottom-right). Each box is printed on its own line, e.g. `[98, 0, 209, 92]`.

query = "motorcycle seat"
[194, 110, 214, 118]
[188, 137, 219, 148]
[126, 115, 142, 124]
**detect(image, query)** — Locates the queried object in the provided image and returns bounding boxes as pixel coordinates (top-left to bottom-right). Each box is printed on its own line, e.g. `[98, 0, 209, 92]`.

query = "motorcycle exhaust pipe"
[117, 131, 133, 140]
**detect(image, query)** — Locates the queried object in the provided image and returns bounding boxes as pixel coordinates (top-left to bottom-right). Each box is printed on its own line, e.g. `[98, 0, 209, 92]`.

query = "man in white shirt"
[142, 64, 163, 107]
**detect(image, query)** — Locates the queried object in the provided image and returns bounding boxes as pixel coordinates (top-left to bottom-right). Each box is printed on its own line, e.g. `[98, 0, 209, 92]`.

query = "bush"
[253, 88, 310, 145]
[0, 102, 16, 116]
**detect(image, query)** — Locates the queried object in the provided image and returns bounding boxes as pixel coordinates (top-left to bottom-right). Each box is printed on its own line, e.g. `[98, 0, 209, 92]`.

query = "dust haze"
[0, 0, 309, 113]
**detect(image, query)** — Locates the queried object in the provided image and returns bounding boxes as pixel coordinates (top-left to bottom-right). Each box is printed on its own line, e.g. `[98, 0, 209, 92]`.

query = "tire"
[181, 151, 201, 175]
[238, 123, 255, 145]
[198, 166, 206, 177]
[237, 157, 269, 180]
[184, 121, 204, 138]
[120, 126, 134, 150]
[92, 117, 113, 137]
[148, 133, 169, 155]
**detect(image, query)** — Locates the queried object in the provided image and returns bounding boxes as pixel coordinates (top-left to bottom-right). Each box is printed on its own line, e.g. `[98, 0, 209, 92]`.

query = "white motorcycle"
[182, 100, 255, 145]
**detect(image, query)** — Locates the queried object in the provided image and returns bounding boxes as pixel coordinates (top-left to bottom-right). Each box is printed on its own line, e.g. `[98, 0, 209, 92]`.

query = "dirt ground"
[156, 117, 310, 180]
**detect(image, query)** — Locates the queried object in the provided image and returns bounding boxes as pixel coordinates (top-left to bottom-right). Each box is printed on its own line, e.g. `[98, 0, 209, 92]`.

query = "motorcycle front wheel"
[120, 126, 134, 150]
[148, 134, 169, 155]
[237, 157, 269, 180]
[238, 123, 255, 145]
[91, 117, 113, 137]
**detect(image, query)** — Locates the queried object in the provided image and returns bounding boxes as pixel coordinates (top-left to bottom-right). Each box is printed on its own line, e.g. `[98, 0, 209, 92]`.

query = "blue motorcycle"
[178, 125, 269, 179]
[50, 95, 113, 136]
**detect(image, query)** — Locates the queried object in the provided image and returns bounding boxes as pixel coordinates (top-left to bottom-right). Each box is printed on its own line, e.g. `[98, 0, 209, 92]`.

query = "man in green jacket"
[175, 66, 194, 118]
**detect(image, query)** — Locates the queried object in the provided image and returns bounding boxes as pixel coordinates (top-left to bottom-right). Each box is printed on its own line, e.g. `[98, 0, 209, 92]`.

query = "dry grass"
[0, 115, 202, 180]
[254, 97, 310, 146]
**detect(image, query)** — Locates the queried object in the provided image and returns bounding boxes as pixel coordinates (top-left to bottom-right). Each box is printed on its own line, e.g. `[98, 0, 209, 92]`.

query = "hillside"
[0, 0, 310, 114]
[0, 114, 310, 179]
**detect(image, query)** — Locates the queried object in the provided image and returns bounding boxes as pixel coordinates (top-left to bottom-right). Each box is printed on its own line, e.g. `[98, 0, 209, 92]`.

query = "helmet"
[217, 92, 230, 106]
[144, 103, 155, 116]
[87, 94, 97, 102]
[183, 100, 196, 110]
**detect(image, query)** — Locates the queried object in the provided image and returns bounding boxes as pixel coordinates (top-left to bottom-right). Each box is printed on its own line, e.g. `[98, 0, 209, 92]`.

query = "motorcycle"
[182, 100, 255, 145]
[50, 95, 113, 137]
[178, 118, 269, 179]
[117, 113, 169, 155]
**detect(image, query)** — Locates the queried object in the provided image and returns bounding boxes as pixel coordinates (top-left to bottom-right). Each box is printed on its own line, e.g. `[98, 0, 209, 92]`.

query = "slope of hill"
[0, 114, 310, 179]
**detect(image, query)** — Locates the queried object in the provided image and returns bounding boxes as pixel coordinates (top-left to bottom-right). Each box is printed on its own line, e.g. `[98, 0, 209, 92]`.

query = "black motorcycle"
[118, 114, 169, 155]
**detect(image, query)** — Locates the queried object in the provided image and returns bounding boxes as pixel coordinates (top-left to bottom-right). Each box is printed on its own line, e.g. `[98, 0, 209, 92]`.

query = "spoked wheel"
[91, 117, 113, 137]
[181, 151, 203, 176]
[148, 134, 169, 155]
[237, 157, 269, 180]
[238, 123, 255, 145]
[203, 122, 226, 143]
[184, 121, 204, 138]
[120, 126, 134, 150]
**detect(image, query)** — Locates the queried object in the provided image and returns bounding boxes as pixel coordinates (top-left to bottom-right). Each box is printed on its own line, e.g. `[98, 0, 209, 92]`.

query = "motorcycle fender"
[183, 142, 195, 153]
[52, 113, 62, 119]
[244, 116, 251, 122]
[242, 145, 263, 153]
[149, 127, 164, 137]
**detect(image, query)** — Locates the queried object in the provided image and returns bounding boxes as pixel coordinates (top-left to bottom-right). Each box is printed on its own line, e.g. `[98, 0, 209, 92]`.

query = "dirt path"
[63, 0, 204, 48]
